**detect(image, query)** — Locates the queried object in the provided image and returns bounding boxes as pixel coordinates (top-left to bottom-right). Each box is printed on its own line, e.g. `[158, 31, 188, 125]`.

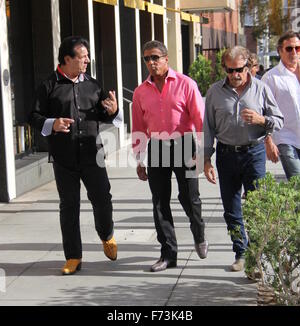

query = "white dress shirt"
[262, 60, 300, 149]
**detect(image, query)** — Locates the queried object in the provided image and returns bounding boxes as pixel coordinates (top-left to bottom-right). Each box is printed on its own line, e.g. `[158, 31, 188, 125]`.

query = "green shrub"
[214, 48, 227, 82]
[243, 173, 300, 305]
[188, 54, 212, 96]
[188, 49, 226, 96]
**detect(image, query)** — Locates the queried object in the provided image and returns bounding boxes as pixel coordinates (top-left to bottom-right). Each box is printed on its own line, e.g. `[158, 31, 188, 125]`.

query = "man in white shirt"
[262, 30, 300, 179]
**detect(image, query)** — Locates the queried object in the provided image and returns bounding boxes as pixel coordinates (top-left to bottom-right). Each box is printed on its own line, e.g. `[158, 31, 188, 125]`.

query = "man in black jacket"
[29, 36, 121, 275]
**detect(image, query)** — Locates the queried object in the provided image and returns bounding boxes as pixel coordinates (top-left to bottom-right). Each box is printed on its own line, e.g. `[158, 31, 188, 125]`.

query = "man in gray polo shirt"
[203, 46, 283, 272]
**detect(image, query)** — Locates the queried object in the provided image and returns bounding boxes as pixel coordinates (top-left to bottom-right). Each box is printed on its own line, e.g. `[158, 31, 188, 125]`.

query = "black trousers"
[147, 138, 205, 261]
[53, 162, 114, 260]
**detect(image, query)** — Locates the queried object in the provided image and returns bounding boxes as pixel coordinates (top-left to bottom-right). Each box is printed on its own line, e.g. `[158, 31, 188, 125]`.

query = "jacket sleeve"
[28, 82, 50, 132]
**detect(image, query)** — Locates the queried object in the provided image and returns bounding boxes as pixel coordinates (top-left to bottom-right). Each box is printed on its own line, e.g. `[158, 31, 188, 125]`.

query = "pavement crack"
[165, 250, 193, 306]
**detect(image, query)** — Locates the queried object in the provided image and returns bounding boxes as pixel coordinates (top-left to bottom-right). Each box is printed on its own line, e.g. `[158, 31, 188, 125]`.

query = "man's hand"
[101, 90, 118, 116]
[204, 160, 217, 184]
[264, 135, 279, 163]
[136, 163, 148, 181]
[53, 118, 74, 133]
[241, 108, 265, 126]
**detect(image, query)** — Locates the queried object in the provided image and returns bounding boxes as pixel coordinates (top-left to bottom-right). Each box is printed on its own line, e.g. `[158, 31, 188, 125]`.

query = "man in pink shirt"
[132, 40, 208, 272]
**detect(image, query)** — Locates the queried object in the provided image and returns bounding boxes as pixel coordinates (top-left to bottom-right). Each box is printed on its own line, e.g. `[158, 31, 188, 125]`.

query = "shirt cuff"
[41, 118, 55, 136]
[135, 151, 147, 165]
[264, 116, 275, 132]
[112, 110, 123, 128]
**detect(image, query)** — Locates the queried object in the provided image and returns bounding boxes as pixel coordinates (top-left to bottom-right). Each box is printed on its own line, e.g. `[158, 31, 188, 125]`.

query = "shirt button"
[78, 106, 80, 109]
[79, 131, 82, 134]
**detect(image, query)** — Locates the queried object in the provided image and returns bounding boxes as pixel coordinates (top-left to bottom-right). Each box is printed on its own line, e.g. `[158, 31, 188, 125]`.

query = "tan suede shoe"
[61, 259, 82, 275]
[231, 258, 245, 272]
[102, 236, 117, 261]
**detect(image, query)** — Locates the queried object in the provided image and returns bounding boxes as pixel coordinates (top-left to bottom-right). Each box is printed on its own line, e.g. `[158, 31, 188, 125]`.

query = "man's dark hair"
[58, 36, 89, 65]
[142, 40, 168, 56]
[277, 30, 300, 50]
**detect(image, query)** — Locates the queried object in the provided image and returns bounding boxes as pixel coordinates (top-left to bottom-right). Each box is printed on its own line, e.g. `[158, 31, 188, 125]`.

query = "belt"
[218, 142, 256, 153]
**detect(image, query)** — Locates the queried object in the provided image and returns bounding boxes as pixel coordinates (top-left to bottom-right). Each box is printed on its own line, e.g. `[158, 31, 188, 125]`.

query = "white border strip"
[0, 0, 16, 201]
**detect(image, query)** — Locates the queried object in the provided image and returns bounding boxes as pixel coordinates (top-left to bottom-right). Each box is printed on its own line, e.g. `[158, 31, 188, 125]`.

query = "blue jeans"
[277, 144, 300, 180]
[216, 142, 266, 259]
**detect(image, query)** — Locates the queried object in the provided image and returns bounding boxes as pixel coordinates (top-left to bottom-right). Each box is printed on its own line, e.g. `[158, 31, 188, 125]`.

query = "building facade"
[0, 0, 242, 202]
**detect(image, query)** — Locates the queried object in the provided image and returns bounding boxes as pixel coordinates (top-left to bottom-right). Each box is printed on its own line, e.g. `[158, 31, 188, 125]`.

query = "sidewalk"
[0, 144, 286, 306]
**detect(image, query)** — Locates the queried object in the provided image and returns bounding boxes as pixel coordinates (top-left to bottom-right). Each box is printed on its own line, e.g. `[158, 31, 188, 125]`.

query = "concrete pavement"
[0, 143, 286, 306]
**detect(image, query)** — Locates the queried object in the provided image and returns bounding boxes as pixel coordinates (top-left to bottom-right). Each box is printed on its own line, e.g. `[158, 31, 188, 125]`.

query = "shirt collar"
[56, 65, 86, 83]
[146, 67, 176, 84]
[222, 71, 252, 89]
[278, 60, 297, 77]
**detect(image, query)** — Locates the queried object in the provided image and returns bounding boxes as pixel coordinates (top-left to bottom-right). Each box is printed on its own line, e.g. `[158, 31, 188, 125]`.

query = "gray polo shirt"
[204, 75, 284, 159]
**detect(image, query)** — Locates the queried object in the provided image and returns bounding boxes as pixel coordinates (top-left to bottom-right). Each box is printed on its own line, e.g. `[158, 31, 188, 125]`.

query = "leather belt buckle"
[234, 145, 244, 152]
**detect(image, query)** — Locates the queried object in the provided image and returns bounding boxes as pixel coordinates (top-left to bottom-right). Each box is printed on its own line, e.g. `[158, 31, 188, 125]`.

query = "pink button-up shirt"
[132, 68, 205, 154]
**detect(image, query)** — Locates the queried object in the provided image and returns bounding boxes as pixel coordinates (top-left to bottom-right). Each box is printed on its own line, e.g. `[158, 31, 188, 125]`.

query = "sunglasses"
[225, 64, 247, 74]
[284, 46, 300, 53]
[143, 55, 166, 63]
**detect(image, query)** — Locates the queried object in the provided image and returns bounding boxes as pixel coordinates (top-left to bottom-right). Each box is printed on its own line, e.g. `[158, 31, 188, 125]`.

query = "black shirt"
[29, 69, 118, 167]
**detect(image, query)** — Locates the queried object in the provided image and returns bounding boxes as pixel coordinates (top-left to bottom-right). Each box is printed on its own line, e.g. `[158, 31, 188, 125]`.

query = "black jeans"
[147, 137, 205, 261]
[53, 162, 114, 260]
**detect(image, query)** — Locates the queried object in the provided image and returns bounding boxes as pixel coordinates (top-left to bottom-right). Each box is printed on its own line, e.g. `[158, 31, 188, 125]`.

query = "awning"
[93, 0, 117, 5]
[181, 0, 235, 12]
[94, 0, 201, 23]
[124, 0, 146, 10]
[146, 2, 164, 15]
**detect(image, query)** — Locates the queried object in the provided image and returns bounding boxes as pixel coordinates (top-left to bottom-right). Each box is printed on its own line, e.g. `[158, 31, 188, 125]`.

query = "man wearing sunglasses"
[132, 40, 208, 272]
[204, 46, 283, 273]
[262, 30, 300, 180]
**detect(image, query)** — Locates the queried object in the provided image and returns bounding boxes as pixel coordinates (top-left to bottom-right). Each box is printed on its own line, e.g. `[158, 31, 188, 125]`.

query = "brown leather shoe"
[150, 258, 177, 272]
[194, 240, 209, 259]
[102, 236, 117, 261]
[61, 259, 82, 275]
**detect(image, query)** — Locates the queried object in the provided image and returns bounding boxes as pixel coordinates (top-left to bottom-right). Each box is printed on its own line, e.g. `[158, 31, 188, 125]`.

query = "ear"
[277, 46, 283, 57]
[64, 55, 72, 65]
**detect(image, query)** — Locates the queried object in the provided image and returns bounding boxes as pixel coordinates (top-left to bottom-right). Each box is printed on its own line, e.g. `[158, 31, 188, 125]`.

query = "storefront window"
[6, 0, 35, 158]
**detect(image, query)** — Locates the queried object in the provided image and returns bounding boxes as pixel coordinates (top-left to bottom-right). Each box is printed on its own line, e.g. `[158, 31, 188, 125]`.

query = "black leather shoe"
[150, 258, 177, 272]
[195, 240, 208, 259]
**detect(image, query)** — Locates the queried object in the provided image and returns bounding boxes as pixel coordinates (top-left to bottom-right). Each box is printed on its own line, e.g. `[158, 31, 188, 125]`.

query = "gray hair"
[142, 40, 168, 56]
[221, 46, 250, 68]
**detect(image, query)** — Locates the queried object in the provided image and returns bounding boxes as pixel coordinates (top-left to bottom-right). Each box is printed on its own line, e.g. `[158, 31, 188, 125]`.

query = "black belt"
[218, 142, 256, 153]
